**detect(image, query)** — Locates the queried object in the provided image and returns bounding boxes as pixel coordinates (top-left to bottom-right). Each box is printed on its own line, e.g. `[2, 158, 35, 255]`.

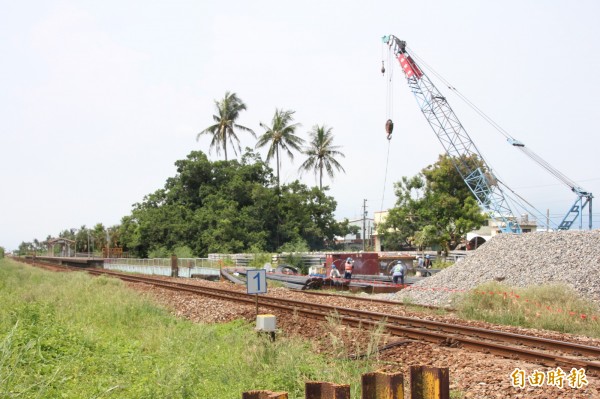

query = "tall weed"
[0, 258, 378, 398]
[455, 281, 600, 337]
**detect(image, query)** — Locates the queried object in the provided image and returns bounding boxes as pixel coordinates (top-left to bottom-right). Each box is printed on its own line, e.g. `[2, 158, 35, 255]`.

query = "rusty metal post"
[409, 366, 449, 399]
[361, 371, 404, 399]
[305, 381, 350, 399]
[171, 254, 178, 277]
[242, 390, 288, 399]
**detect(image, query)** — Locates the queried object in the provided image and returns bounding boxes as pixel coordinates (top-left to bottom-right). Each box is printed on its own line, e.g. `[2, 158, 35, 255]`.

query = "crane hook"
[381, 61, 386, 75]
[385, 119, 393, 140]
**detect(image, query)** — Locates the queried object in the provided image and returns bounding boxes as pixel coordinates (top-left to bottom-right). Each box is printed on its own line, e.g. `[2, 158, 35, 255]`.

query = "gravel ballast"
[393, 230, 600, 307]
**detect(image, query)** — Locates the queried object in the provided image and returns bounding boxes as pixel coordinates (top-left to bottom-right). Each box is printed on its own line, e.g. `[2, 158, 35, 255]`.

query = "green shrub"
[172, 245, 195, 258]
[147, 246, 169, 258]
[248, 252, 272, 268]
[432, 259, 454, 269]
[278, 239, 310, 273]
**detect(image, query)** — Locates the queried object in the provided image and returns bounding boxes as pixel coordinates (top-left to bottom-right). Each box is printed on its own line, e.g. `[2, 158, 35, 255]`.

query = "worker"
[329, 264, 341, 279]
[424, 254, 432, 269]
[344, 257, 354, 279]
[391, 262, 405, 285]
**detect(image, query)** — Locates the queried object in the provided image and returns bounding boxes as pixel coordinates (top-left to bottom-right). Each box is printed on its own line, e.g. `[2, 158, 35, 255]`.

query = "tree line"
[16, 91, 352, 258]
[15, 92, 487, 258]
[18, 149, 353, 258]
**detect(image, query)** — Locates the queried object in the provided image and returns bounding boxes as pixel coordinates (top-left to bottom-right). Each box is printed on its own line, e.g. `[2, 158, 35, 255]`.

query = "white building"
[335, 217, 374, 250]
[371, 210, 537, 251]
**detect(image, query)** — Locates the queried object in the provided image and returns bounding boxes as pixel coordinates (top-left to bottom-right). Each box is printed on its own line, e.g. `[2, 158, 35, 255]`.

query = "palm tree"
[256, 109, 304, 187]
[197, 91, 255, 161]
[299, 124, 345, 190]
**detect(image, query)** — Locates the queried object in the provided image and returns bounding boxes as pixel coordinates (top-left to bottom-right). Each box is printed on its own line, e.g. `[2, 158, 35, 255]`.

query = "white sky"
[1, 0, 599, 251]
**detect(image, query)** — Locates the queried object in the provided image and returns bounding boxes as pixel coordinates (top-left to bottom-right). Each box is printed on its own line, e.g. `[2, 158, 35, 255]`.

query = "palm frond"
[196, 91, 253, 160]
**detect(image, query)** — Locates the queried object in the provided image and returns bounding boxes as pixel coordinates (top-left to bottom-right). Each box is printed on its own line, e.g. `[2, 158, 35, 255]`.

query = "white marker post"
[246, 269, 267, 316]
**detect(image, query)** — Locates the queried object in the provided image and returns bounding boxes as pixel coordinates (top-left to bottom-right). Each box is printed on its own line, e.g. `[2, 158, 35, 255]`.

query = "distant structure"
[46, 237, 75, 257]
[467, 214, 538, 249]
[335, 217, 374, 251]
[371, 210, 537, 252]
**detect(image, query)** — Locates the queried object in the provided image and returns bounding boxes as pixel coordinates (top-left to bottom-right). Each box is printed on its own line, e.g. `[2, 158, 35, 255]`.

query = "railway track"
[18, 258, 600, 375]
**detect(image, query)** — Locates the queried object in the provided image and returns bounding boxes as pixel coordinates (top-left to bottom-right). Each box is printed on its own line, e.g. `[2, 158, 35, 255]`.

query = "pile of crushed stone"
[391, 230, 600, 308]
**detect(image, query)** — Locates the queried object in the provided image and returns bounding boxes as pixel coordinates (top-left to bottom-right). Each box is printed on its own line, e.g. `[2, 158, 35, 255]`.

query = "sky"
[1, 0, 599, 251]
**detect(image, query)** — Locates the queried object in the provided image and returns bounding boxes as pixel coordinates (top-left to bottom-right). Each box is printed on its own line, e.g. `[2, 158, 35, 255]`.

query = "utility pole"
[362, 199, 368, 251]
[106, 228, 110, 259]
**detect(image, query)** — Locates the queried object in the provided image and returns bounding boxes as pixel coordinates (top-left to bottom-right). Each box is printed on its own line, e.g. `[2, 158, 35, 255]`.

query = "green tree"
[91, 223, 107, 253]
[117, 149, 347, 257]
[298, 124, 345, 190]
[0, 246, 5, 258]
[197, 91, 255, 161]
[277, 181, 348, 250]
[73, 226, 92, 255]
[378, 175, 425, 250]
[380, 154, 487, 254]
[17, 241, 33, 256]
[256, 109, 304, 188]
[120, 150, 277, 257]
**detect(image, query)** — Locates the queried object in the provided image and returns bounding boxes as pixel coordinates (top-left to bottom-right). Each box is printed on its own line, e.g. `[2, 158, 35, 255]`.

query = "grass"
[432, 259, 454, 270]
[0, 258, 379, 399]
[454, 281, 600, 337]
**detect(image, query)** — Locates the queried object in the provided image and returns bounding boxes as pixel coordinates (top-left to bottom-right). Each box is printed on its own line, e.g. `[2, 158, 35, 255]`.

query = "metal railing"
[103, 257, 221, 278]
[104, 258, 221, 268]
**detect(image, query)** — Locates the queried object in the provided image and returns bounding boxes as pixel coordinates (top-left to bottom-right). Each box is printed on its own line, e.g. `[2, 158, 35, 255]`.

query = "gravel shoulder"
[129, 274, 600, 399]
[394, 230, 600, 309]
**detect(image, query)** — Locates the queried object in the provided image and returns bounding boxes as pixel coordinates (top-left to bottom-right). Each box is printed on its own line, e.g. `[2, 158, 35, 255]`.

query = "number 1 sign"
[246, 269, 267, 294]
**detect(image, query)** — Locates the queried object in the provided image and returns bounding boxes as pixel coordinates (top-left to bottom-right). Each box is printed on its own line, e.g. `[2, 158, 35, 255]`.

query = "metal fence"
[104, 257, 220, 278]
[208, 253, 327, 268]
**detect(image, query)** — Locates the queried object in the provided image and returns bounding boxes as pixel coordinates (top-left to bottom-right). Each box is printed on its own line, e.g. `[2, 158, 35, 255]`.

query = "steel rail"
[19, 259, 600, 374]
[85, 267, 600, 373]
[221, 266, 450, 310]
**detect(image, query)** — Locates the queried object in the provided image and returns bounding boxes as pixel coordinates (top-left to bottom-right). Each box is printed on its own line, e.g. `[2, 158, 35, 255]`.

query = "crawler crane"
[382, 35, 593, 231]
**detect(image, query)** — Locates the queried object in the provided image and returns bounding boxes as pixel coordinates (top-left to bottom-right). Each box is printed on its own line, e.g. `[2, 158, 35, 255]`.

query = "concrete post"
[171, 254, 178, 277]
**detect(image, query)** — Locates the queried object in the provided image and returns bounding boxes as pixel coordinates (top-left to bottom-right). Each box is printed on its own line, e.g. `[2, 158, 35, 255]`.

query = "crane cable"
[385, 43, 395, 138]
[496, 179, 557, 230]
[380, 44, 395, 212]
[408, 47, 583, 192]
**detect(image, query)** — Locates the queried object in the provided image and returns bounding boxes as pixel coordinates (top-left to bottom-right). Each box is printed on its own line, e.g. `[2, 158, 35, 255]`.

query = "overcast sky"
[2, 0, 599, 251]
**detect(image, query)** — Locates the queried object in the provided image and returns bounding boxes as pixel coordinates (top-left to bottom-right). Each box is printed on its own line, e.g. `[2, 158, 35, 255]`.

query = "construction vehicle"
[382, 35, 593, 231]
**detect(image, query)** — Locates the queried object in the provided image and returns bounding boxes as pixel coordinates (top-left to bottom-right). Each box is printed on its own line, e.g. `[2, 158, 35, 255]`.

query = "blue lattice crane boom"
[507, 139, 593, 230]
[382, 35, 522, 233]
[383, 35, 593, 231]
